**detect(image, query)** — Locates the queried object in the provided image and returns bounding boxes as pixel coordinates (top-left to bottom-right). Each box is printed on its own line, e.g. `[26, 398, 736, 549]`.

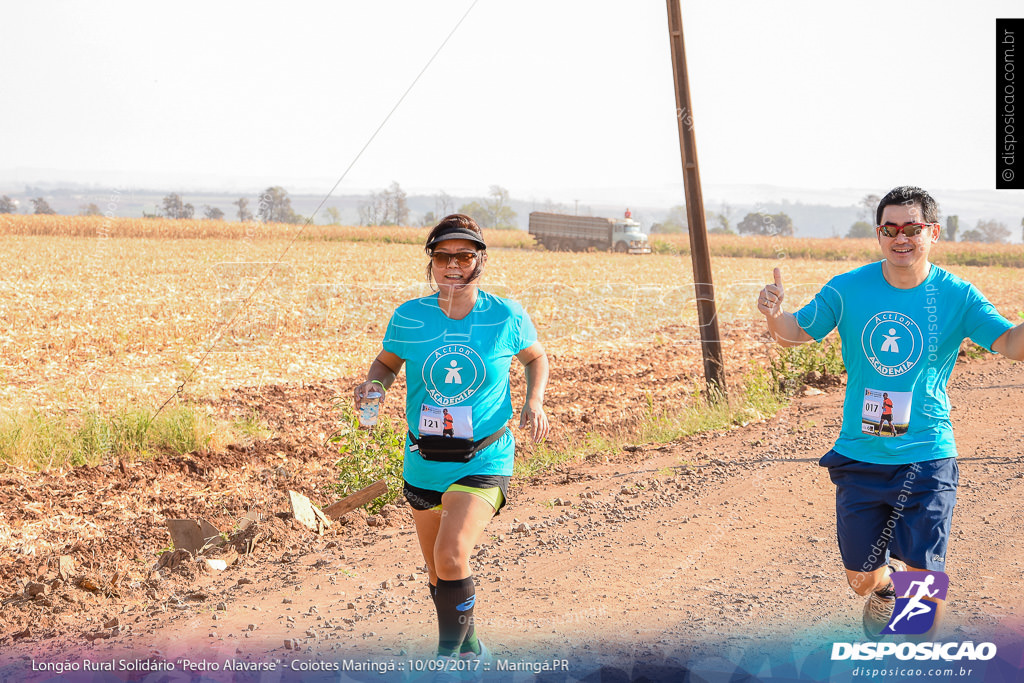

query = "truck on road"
[528, 210, 651, 254]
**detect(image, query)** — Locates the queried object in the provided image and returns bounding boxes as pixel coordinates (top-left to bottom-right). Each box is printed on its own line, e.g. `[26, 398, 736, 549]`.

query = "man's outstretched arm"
[992, 324, 1024, 361]
[757, 267, 813, 347]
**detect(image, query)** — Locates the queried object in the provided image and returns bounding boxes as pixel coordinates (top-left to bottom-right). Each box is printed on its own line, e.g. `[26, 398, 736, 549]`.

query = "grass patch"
[0, 404, 239, 472]
[513, 365, 789, 478]
[635, 367, 787, 444]
[232, 410, 272, 444]
[768, 339, 845, 396]
[959, 340, 989, 361]
[513, 432, 620, 478]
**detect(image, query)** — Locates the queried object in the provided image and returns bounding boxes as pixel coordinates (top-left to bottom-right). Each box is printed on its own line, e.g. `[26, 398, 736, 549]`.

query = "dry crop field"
[1, 215, 1022, 455]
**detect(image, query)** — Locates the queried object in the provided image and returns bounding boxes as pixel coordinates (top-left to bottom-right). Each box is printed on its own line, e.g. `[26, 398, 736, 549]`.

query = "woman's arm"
[353, 350, 404, 408]
[516, 342, 550, 442]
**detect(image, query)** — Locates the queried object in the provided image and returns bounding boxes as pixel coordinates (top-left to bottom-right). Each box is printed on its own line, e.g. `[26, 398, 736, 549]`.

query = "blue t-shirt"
[382, 290, 538, 490]
[795, 262, 1012, 465]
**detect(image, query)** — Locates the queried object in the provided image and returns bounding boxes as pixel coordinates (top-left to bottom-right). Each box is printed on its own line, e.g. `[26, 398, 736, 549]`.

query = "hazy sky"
[3, 1, 1021, 205]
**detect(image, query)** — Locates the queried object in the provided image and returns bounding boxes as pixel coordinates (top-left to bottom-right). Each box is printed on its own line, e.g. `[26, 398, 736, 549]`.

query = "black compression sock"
[430, 582, 477, 654]
[434, 576, 475, 656]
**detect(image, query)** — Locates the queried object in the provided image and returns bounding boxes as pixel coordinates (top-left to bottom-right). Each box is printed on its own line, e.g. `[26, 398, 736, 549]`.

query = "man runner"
[878, 392, 895, 436]
[757, 186, 1024, 639]
[442, 408, 455, 438]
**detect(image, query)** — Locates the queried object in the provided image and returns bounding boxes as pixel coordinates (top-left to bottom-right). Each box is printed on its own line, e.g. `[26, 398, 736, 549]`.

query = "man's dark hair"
[876, 186, 940, 225]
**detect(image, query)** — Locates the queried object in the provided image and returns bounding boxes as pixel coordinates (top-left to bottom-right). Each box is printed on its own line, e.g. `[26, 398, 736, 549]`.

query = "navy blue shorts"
[818, 450, 958, 572]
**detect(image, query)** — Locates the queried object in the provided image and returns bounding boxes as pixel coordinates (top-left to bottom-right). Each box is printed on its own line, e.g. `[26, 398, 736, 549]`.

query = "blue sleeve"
[517, 310, 539, 353]
[794, 280, 843, 342]
[382, 308, 414, 359]
[962, 284, 1013, 352]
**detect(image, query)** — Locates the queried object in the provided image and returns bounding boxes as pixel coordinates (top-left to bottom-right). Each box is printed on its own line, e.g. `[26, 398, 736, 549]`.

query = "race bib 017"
[861, 388, 912, 437]
[419, 404, 474, 439]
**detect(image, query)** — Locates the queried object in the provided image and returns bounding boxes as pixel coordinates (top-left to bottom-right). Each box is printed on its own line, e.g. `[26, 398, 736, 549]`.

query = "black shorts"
[403, 475, 510, 514]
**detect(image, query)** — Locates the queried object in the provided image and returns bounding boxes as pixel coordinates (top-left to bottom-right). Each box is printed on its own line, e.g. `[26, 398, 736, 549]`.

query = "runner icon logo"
[880, 329, 900, 353]
[882, 570, 949, 635]
[444, 360, 463, 384]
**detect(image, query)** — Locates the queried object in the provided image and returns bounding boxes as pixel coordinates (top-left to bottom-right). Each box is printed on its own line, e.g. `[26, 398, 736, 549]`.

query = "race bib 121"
[419, 404, 473, 439]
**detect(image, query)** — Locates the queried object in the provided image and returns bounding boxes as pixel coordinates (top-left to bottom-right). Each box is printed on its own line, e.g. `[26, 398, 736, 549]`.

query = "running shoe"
[458, 639, 492, 681]
[460, 639, 492, 664]
[862, 559, 907, 640]
[424, 654, 462, 683]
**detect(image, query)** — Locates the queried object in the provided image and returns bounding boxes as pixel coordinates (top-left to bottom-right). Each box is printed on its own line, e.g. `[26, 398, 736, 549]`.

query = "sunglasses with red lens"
[430, 251, 478, 268]
[876, 222, 937, 238]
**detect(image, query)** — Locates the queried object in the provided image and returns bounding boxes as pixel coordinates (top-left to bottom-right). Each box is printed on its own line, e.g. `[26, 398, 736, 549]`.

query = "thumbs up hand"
[757, 267, 785, 317]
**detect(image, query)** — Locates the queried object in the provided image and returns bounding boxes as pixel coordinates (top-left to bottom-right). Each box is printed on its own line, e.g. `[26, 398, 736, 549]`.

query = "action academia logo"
[861, 312, 923, 377]
[422, 344, 486, 406]
[882, 570, 949, 635]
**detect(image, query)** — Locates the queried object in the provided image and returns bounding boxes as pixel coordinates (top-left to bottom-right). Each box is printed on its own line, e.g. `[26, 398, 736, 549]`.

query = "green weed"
[232, 410, 271, 444]
[768, 340, 845, 396]
[327, 398, 405, 514]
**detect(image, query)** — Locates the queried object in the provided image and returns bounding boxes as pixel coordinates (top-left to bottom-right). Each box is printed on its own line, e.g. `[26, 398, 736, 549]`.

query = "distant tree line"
[5, 186, 1022, 244]
[650, 203, 794, 237]
[153, 187, 300, 223]
[359, 181, 409, 226]
[0, 196, 56, 215]
[356, 182, 519, 230]
[456, 185, 517, 230]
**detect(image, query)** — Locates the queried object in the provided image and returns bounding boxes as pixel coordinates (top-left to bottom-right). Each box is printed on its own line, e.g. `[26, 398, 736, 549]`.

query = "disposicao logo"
[883, 570, 948, 635]
[831, 571, 997, 662]
[831, 641, 997, 662]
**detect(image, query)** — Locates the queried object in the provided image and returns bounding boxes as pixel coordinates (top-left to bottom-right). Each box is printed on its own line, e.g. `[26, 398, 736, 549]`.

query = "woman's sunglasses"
[430, 251, 478, 267]
[876, 222, 938, 238]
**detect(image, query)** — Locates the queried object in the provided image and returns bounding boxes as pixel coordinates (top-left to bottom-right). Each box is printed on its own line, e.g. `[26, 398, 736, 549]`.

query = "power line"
[149, 0, 480, 423]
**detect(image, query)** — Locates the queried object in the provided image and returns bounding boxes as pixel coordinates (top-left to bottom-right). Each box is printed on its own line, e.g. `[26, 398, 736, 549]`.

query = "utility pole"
[666, 0, 727, 397]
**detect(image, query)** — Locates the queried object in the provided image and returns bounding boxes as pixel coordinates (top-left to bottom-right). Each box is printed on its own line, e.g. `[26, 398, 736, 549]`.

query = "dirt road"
[2, 356, 1023, 681]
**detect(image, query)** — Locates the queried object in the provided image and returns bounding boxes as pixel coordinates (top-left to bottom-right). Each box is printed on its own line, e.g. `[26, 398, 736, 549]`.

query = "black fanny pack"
[409, 427, 508, 463]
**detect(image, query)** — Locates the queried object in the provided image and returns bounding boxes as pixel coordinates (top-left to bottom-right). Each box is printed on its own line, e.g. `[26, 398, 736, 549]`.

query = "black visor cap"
[425, 227, 486, 250]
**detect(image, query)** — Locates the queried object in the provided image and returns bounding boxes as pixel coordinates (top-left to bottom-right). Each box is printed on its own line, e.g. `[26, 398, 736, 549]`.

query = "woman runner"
[354, 214, 550, 664]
